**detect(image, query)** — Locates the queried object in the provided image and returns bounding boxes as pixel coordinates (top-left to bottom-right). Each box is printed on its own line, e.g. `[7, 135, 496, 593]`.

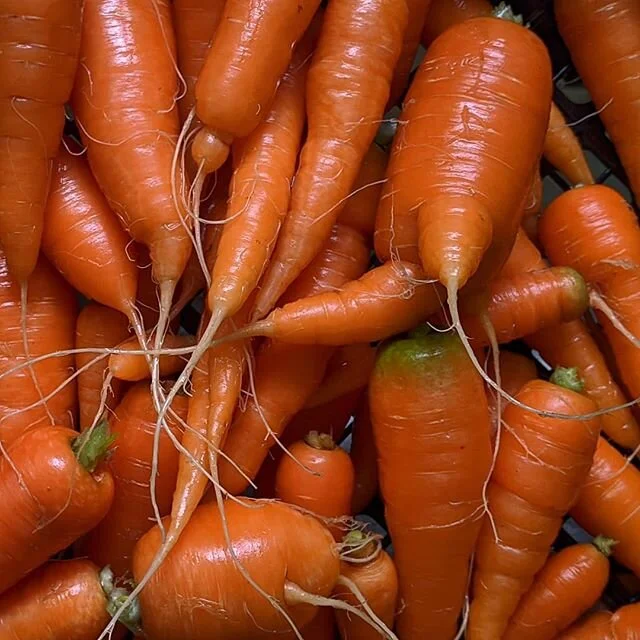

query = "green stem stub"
[305, 431, 336, 451]
[100, 566, 142, 635]
[550, 367, 585, 394]
[592, 535, 618, 557]
[72, 421, 115, 473]
[492, 2, 524, 24]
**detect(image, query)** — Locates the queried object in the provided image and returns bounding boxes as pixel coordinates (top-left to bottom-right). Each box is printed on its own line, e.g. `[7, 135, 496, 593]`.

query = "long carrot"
[502, 537, 614, 640]
[370, 330, 493, 637]
[555, 0, 640, 200]
[0, 0, 82, 284]
[76, 383, 188, 576]
[0, 424, 114, 595]
[556, 610, 614, 640]
[251, 0, 408, 320]
[468, 373, 601, 639]
[570, 436, 640, 577]
[75, 303, 131, 429]
[0, 254, 77, 444]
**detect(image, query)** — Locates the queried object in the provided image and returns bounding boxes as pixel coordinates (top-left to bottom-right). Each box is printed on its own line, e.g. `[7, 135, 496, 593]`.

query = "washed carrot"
[499, 226, 546, 278]
[349, 396, 379, 514]
[556, 610, 613, 640]
[421, 0, 492, 47]
[502, 536, 614, 640]
[251, 0, 408, 320]
[522, 168, 544, 242]
[0, 0, 82, 284]
[133, 245, 161, 329]
[570, 436, 640, 577]
[555, 0, 640, 200]
[0, 560, 137, 639]
[370, 330, 493, 637]
[468, 372, 601, 639]
[0, 254, 77, 444]
[275, 431, 355, 539]
[333, 531, 399, 640]
[609, 603, 640, 637]
[76, 383, 188, 576]
[0, 424, 114, 595]
[75, 303, 131, 429]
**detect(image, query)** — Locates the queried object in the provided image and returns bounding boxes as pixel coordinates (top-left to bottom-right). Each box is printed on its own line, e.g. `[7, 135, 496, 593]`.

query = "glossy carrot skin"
[610, 603, 640, 637]
[75, 303, 131, 429]
[0, 255, 77, 444]
[0, 0, 82, 283]
[468, 380, 601, 639]
[349, 396, 379, 514]
[502, 541, 611, 640]
[133, 499, 340, 639]
[522, 168, 543, 242]
[556, 611, 614, 640]
[370, 332, 493, 637]
[556, 0, 640, 200]
[0, 426, 114, 595]
[73, 0, 190, 285]
[77, 384, 187, 576]
[570, 437, 640, 577]
[173, 0, 225, 122]
[421, 0, 492, 47]
[41, 145, 139, 317]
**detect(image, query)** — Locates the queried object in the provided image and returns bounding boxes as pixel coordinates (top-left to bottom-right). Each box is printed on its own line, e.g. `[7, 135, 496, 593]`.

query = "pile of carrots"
[1, 0, 640, 637]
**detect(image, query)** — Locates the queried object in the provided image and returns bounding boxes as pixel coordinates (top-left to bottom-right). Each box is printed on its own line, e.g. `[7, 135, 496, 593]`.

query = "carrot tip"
[550, 366, 585, 393]
[72, 421, 115, 472]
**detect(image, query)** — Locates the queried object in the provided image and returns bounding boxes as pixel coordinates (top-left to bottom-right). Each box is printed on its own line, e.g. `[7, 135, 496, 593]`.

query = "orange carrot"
[298, 608, 337, 640]
[556, 610, 614, 640]
[502, 537, 614, 640]
[555, 0, 640, 200]
[522, 168, 544, 242]
[0, 254, 77, 444]
[570, 436, 640, 578]
[275, 431, 355, 539]
[0, 0, 82, 284]
[499, 226, 546, 278]
[468, 373, 601, 639]
[251, 0, 408, 320]
[421, 0, 492, 47]
[75, 303, 131, 429]
[370, 330, 493, 637]
[0, 424, 114, 595]
[76, 383, 187, 576]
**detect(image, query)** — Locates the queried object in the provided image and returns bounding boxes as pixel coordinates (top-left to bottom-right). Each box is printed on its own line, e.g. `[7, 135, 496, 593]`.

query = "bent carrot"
[0, 0, 82, 283]
[370, 330, 492, 637]
[0, 424, 114, 595]
[570, 436, 640, 577]
[75, 303, 131, 429]
[349, 396, 379, 514]
[502, 537, 614, 640]
[251, 0, 408, 319]
[468, 374, 601, 639]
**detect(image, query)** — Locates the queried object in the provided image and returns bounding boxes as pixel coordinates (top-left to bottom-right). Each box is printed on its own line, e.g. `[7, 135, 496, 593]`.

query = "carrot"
[0, 0, 82, 284]
[0, 424, 114, 595]
[502, 536, 615, 640]
[108, 333, 196, 382]
[421, 0, 492, 47]
[298, 608, 337, 640]
[0, 254, 77, 444]
[499, 226, 547, 278]
[251, 0, 408, 320]
[132, 499, 342, 639]
[333, 531, 399, 640]
[521, 168, 544, 242]
[461, 266, 589, 346]
[0, 559, 137, 639]
[275, 431, 355, 539]
[555, 0, 640, 200]
[76, 383, 187, 576]
[468, 372, 601, 639]
[172, 0, 225, 123]
[369, 330, 493, 637]
[570, 436, 640, 577]
[556, 610, 614, 640]
[349, 396, 379, 514]
[609, 603, 640, 637]
[75, 303, 131, 429]
[337, 144, 389, 241]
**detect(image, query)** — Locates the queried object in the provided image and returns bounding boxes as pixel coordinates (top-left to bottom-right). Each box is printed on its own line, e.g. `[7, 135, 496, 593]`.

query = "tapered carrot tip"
[550, 366, 585, 393]
[191, 127, 231, 174]
[418, 195, 492, 289]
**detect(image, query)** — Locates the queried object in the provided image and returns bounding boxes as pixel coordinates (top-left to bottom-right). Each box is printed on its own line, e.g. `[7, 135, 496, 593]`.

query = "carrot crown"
[304, 431, 336, 450]
[492, 2, 524, 24]
[72, 421, 116, 473]
[592, 535, 618, 557]
[550, 366, 585, 393]
[100, 566, 142, 634]
[340, 529, 379, 561]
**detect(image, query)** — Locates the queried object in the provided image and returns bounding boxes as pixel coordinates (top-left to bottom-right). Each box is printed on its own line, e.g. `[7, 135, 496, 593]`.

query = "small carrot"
[570, 436, 640, 578]
[251, 0, 408, 319]
[468, 371, 601, 639]
[75, 303, 131, 429]
[0, 560, 138, 639]
[556, 610, 613, 640]
[370, 330, 493, 638]
[502, 536, 615, 640]
[333, 531, 399, 640]
[0, 424, 114, 595]
[76, 383, 188, 577]
[275, 431, 355, 539]
[349, 395, 379, 515]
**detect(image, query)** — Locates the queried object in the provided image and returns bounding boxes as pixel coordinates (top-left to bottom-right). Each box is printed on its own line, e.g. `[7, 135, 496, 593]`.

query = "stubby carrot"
[502, 536, 614, 640]
[0, 0, 82, 284]
[468, 372, 601, 639]
[370, 330, 493, 637]
[0, 424, 114, 595]
[570, 436, 640, 577]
